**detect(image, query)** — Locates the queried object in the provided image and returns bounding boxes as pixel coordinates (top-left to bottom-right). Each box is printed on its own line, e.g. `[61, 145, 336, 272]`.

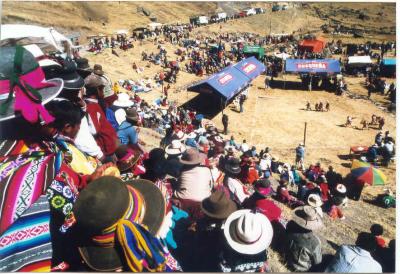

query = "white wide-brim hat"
[224, 209, 273, 255]
[165, 140, 187, 155]
[307, 193, 323, 208]
[113, 93, 134, 108]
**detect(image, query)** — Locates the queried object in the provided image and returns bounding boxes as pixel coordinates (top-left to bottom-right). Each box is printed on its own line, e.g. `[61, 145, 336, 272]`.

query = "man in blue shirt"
[325, 232, 382, 273]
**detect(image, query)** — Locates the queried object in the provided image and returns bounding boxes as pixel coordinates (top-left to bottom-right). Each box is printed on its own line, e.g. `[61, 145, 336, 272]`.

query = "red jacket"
[86, 100, 118, 156]
[254, 199, 282, 222]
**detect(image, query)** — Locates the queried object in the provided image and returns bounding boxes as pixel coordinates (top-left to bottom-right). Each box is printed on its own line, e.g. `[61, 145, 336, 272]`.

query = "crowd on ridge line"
[0, 43, 396, 273]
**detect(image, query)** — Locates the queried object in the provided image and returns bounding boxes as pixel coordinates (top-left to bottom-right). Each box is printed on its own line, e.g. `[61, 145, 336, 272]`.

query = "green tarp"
[243, 45, 265, 59]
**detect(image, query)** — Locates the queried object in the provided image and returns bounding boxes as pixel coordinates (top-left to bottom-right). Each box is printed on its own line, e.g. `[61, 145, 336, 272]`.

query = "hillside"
[1, 2, 396, 43]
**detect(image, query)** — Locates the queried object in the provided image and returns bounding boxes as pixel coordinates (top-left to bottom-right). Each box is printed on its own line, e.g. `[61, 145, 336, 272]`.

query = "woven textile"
[0, 140, 57, 234]
[0, 195, 52, 272]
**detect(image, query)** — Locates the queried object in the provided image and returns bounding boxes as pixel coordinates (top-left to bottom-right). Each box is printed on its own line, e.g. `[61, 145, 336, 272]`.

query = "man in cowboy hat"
[174, 148, 213, 206]
[295, 143, 305, 170]
[164, 139, 186, 178]
[92, 64, 116, 108]
[193, 191, 238, 271]
[285, 206, 323, 272]
[84, 74, 119, 162]
[223, 158, 250, 205]
[220, 209, 273, 272]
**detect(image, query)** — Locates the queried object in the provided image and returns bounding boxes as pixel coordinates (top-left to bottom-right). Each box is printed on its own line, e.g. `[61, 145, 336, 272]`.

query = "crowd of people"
[0, 41, 395, 273]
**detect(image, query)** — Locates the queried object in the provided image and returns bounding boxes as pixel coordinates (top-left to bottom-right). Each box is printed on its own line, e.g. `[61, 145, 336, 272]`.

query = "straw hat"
[172, 130, 185, 141]
[291, 206, 323, 231]
[224, 209, 273, 255]
[165, 140, 186, 155]
[307, 193, 323, 208]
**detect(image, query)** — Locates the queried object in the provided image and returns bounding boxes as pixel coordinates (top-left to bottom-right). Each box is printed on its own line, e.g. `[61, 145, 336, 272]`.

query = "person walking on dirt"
[264, 75, 270, 90]
[378, 117, 385, 130]
[239, 94, 245, 113]
[295, 143, 305, 170]
[222, 114, 229, 135]
[325, 102, 330, 112]
[306, 101, 311, 111]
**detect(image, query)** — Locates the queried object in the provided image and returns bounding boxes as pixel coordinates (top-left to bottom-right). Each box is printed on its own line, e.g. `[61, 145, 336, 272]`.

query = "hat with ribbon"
[44, 58, 84, 91]
[224, 209, 273, 255]
[73, 176, 166, 272]
[0, 46, 64, 124]
[307, 193, 323, 208]
[75, 58, 93, 79]
[115, 145, 141, 172]
[179, 148, 202, 165]
[93, 64, 105, 76]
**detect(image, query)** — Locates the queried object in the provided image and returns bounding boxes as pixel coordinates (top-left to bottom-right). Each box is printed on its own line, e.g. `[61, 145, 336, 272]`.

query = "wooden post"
[303, 122, 307, 147]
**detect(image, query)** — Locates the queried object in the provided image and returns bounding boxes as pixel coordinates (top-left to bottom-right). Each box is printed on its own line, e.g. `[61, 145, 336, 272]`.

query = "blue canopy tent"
[187, 65, 251, 102]
[233, 56, 266, 80]
[285, 59, 341, 74]
[284, 59, 341, 91]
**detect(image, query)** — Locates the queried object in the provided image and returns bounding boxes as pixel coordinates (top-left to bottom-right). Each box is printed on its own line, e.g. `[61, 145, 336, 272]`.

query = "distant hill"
[1, 2, 395, 42]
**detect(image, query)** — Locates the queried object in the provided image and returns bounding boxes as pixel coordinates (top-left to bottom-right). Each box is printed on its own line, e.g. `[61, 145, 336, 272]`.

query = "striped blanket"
[0, 195, 52, 272]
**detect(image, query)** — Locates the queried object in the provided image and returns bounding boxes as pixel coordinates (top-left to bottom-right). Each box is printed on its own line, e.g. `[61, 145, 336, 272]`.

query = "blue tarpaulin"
[285, 59, 341, 74]
[187, 66, 250, 101]
[382, 59, 396, 66]
[233, 56, 266, 80]
[187, 57, 265, 102]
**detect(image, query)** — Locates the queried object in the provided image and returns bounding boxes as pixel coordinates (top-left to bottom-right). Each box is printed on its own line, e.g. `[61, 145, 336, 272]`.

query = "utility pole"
[303, 122, 307, 147]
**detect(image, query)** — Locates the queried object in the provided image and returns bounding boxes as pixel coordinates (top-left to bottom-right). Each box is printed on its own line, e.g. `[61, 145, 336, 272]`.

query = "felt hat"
[115, 145, 141, 172]
[0, 46, 64, 124]
[45, 58, 84, 91]
[224, 209, 273, 255]
[93, 64, 105, 76]
[113, 93, 134, 108]
[165, 139, 186, 155]
[84, 74, 105, 88]
[307, 193, 323, 207]
[201, 190, 237, 219]
[291, 206, 323, 231]
[179, 148, 201, 165]
[75, 58, 92, 79]
[23, 44, 62, 69]
[336, 184, 347, 194]
[74, 177, 166, 272]
[125, 108, 139, 123]
[254, 178, 273, 197]
[224, 158, 241, 174]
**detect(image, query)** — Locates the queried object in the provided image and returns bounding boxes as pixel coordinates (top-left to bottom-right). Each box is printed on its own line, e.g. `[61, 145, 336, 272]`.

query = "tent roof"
[1, 24, 72, 52]
[233, 56, 266, 80]
[188, 66, 250, 101]
[348, 56, 372, 65]
[187, 57, 265, 101]
[285, 59, 341, 74]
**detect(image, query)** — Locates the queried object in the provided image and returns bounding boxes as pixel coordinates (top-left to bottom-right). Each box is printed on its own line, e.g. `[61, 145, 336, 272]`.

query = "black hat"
[73, 176, 165, 271]
[75, 58, 93, 79]
[44, 58, 84, 90]
[224, 158, 241, 174]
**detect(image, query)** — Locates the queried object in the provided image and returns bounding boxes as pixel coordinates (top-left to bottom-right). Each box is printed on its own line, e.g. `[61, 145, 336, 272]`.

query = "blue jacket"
[325, 245, 382, 273]
[117, 121, 138, 145]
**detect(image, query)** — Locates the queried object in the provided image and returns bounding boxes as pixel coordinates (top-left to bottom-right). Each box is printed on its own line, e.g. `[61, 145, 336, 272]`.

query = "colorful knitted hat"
[0, 46, 63, 124]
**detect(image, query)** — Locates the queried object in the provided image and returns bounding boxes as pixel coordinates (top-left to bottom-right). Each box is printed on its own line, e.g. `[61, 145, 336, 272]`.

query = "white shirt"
[241, 143, 249, 153]
[74, 116, 104, 159]
[225, 177, 249, 204]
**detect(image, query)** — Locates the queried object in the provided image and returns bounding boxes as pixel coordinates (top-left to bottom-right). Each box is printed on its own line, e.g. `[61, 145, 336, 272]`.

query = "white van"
[243, 8, 256, 16]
